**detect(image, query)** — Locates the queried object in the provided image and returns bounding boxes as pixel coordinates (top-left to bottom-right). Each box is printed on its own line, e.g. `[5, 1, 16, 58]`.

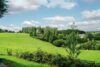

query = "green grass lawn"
[96, 41, 100, 46]
[0, 33, 66, 55]
[0, 33, 100, 64]
[79, 50, 100, 63]
[0, 56, 49, 67]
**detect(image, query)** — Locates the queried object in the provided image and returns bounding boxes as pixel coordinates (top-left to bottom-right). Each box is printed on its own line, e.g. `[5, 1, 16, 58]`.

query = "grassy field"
[0, 33, 100, 64]
[79, 50, 100, 63]
[97, 41, 100, 46]
[0, 33, 66, 55]
[0, 56, 49, 67]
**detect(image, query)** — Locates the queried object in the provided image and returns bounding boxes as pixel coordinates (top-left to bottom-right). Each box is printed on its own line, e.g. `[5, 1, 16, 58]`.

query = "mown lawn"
[96, 41, 100, 46]
[0, 56, 49, 67]
[79, 50, 100, 63]
[0, 33, 66, 55]
[0, 33, 100, 63]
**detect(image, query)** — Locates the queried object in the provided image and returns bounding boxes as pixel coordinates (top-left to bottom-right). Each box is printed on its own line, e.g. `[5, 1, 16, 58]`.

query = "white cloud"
[23, 20, 40, 27]
[0, 24, 21, 32]
[39, 16, 100, 31]
[43, 16, 75, 24]
[47, 0, 77, 10]
[8, 0, 48, 14]
[43, 16, 75, 30]
[8, 0, 77, 14]
[98, 28, 100, 30]
[82, 0, 100, 3]
[23, 21, 33, 27]
[82, 9, 100, 20]
[43, 16, 100, 31]
[76, 20, 100, 31]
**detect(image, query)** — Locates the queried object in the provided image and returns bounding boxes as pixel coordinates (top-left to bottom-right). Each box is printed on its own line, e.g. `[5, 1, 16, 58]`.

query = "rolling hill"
[0, 33, 100, 64]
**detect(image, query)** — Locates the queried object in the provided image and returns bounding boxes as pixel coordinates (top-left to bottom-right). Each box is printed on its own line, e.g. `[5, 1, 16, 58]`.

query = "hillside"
[0, 56, 49, 67]
[0, 33, 100, 63]
[0, 33, 66, 55]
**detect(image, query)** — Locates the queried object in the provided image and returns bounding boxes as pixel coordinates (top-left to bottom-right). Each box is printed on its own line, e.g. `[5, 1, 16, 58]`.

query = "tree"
[65, 22, 80, 60]
[0, 0, 7, 18]
[65, 32, 80, 59]
[85, 33, 94, 41]
[43, 27, 51, 41]
[43, 27, 57, 42]
[80, 39, 96, 50]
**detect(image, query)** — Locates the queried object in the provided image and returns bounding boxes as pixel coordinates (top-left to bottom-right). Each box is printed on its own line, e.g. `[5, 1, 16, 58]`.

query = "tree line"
[0, 28, 15, 33]
[20, 26, 86, 47]
[20, 26, 100, 50]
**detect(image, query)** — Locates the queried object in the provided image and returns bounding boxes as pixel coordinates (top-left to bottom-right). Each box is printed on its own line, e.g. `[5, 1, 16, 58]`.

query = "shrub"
[20, 52, 33, 61]
[77, 38, 87, 43]
[53, 39, 65, 47]
[6, 49, 100, 67]
[51, 54, 67, 66]
[19, 49, 53, 64]
[57, 34, 65, 39]
[79, 40, 96, 50]
[94, 36, 100, 40]
[95, 45, 100, 50]
[6, 49, 13, 56]
[85, 33, 94, 40]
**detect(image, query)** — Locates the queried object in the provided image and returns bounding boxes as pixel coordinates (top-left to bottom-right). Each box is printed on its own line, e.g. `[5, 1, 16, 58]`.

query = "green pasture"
[0, 33, 66, 55]
[0, 56, 49, 67]
[0, 33, 100, 63]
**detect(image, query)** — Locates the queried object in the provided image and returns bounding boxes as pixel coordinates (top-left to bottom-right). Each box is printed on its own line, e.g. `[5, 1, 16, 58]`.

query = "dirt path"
[0, 63, 8, 67]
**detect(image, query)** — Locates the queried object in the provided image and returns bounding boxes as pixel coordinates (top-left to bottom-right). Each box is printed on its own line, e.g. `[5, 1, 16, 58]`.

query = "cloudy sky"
[0, 0, 100, 31]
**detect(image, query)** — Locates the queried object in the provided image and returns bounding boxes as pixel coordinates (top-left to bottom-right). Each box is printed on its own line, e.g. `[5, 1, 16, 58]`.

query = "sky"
[0, 0, 100, 31]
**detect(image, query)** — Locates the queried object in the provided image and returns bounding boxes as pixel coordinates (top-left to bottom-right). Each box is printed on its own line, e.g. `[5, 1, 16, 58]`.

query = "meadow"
[0, 33, 67, 55]
[0, 55, 49, 67]
[0, 33, 100, 66]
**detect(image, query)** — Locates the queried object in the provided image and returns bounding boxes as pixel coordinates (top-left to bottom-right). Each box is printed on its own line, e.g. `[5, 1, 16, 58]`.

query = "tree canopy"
[0, 0, 7, 18]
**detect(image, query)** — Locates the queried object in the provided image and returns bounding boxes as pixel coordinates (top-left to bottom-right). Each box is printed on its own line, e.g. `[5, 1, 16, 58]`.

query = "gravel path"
[0, 63, 8, 67]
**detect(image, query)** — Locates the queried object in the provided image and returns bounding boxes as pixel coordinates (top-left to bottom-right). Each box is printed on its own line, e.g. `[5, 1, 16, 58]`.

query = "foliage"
[93, 33, 100, 40]
[8, 48, 66, 65]
[57, 34, 65, 39]
[77, 38, 88, 43]
[22, 27, 37, 34]
[5, 49, 100, 67]
[65, 32, 80, 59]
[0, 56, 49, 67]
[0, 28, 15, 33]
[79, 40, 97, 50]
[21, 26, 87, 47]
[53, 39, 65, 47]
[85, 33, 94, 41]
[6, 49, 13, 56]
[58, 29, 85, 35]
[0, 0, 7, 18]
[0, 33, 100, 64]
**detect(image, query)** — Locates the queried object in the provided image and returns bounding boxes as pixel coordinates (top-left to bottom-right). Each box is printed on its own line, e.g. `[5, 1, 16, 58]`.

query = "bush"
[95, 45, 100, 50]
[57, 34, 65, 39]
[32, 49, 48, 63]
[85, 33, 94, 40]
[77, 38, 87, 43]
[94, 36, 100, 40]
[7, 49, 13, 56]
[51, 58, 100, 67]
[19, 52, 33, 61]
[6, 49, 100, 67]
[19, 49, 53, 64]
[53, 39, 65, 47]
[51, 54, 67, 66]
[79, 40, 96, 50]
